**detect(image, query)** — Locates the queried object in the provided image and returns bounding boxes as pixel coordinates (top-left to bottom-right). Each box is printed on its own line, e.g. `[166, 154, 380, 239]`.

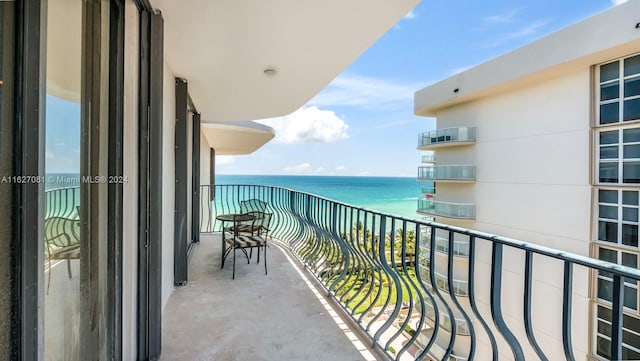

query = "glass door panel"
[44, 0, 110, 359]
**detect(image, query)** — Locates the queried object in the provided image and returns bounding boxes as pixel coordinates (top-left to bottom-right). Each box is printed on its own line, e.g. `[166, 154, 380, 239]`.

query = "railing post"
[611, 275, 624, 361]
[490, 242, 524, 361]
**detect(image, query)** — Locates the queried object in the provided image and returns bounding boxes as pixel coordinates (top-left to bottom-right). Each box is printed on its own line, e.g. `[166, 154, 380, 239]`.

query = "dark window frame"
[13, 0, 45, 359]
[174, 78, 189, 286]
[137, 6, 163, 360]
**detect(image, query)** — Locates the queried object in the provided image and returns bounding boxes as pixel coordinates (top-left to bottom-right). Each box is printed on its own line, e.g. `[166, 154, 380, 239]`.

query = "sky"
[46, 0, 627, 175]
[215, 0, 624, 177]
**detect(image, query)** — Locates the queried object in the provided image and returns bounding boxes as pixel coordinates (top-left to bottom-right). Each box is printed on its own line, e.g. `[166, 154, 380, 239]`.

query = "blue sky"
[216, 0, 621, 177]
[46, 0, 624, 175]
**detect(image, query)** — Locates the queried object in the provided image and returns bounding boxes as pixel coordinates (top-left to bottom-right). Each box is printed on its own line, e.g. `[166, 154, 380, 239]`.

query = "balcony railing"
[421, 186, 436, 195]
[418, 165, 476, 182]
[200, 184, 640, 361]
[418, 127, 476, 150]
[421, 154, 436, 163]
[417, 198, 476, 220]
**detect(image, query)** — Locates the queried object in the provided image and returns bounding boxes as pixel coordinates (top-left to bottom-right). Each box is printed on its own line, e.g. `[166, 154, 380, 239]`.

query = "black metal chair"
[239, 199, 267, 214]
[222, 212, 272, 279]
[44, 216, 81, 294]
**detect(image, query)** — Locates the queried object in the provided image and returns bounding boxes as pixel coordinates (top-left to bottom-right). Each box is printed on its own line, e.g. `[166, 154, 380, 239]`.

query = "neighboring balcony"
[417, 198, 476, 220]
[421, 186, 436, 195]
[417, 127, 476, 150]
[417, 165, 476, 182]
[421, 153, 436, 163]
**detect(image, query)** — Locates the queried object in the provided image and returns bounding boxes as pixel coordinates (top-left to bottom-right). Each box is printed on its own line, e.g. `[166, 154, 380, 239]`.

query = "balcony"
[194, 184, 640, 361]
[421, 154, 436, 163]
[417, 127, 476, 150]
[417, 198, 476, 220]
[421, 186, 436, 195]
[161, 233, 381, 361]
[44, 184, 640, 360]
[417, 165, 476, 182]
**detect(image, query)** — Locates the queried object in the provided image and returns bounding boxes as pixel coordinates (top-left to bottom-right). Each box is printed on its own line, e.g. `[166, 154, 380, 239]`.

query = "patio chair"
[239, 198, 267, 214]
[222, 212, 272, 279]
[45, 216, 81, 294]
[224, 211, 264, 236]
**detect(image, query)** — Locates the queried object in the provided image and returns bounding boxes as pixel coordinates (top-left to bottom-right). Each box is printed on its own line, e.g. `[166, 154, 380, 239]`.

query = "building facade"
[415, 2, 640, 359]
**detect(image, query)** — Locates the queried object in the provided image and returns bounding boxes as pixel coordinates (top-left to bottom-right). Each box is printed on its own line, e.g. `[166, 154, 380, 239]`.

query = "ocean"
[43, 173, 428, 220]
[217, 174, 426, 220]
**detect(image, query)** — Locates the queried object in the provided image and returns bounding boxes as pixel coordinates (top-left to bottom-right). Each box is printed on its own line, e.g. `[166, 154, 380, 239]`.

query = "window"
[598, 189, 639, 247]
[598, 128, 640, 184]
[595, 54, 640, 360]
[599, 54, 640, 125]
[596, 246, 638, 310]
[596, 305, 640, 360]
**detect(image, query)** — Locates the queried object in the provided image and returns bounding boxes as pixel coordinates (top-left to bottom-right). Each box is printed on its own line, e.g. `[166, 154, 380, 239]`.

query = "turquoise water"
[43, 173, 427, 220]
[217, 174, 427, 220]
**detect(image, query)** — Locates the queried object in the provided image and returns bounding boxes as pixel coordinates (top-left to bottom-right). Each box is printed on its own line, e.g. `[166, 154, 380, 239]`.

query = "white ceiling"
[151, 0, 419, 123]
[201, 121, 275, 155]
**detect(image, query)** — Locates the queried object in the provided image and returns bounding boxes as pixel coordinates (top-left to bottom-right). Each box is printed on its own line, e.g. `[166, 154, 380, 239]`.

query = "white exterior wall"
[428, 64, 593, 361]
[161, 60, 176, 310]
[200, 134, 210, 186]
[438, 68, 592, 254]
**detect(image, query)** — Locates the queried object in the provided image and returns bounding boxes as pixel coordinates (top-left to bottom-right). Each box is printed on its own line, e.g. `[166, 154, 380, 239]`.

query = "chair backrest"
[258, 212, 272, 234]
[239, 199, 267, 214]
[244, 211, 272, 236]
[44, 216, 80, 249]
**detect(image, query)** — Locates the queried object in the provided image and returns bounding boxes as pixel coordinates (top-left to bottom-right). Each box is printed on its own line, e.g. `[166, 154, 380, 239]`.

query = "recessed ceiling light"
[263, 67, 277, 76]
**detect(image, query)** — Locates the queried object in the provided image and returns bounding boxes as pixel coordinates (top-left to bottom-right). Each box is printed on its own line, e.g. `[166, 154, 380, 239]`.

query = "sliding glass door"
[44, 0, 122, 359]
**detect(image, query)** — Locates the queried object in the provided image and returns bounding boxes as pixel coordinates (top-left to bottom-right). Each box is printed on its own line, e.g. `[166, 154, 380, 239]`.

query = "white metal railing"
[418, 165, 476, 181]
[418, 127, 476, 148]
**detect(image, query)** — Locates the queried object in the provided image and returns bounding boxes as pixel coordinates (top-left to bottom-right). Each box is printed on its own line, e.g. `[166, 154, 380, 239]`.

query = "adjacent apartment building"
[415, 1, 640, 359]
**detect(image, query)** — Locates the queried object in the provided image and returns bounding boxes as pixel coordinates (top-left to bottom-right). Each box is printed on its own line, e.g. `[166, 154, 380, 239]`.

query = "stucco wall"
[432, 66, 592, 360]
[436, 68, 592, 253]
[200, 133, 211, 187]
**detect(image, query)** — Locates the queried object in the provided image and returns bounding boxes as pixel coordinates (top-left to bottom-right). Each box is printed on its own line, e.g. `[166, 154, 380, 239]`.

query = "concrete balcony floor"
[161, 233, 381, 361]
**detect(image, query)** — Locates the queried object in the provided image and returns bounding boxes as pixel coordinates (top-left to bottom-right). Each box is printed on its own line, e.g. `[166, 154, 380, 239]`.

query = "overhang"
[415, 1, 640, 117]
[151, 0, 419, 122]
[201, 121, 275, 155]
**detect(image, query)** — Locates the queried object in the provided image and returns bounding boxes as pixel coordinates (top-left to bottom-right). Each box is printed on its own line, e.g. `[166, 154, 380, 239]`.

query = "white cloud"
[308, 73, 422, 110]
[257, 106, 348, 144]
[403, 10, 416, 20]
[486, 18, 551, 47]
[283, 163, 326, 174]
[215, 156, 236, 166]
[484, 9, 520, 24]
[284, 163, 311, 173]
[46, 150, 54, 160]
[611, 0, 628, 5]
[335, 166, 346, 172]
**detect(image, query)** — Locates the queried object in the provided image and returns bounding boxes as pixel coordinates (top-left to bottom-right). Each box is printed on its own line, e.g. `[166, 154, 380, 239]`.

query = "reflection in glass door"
[44, 0, 111, 359]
